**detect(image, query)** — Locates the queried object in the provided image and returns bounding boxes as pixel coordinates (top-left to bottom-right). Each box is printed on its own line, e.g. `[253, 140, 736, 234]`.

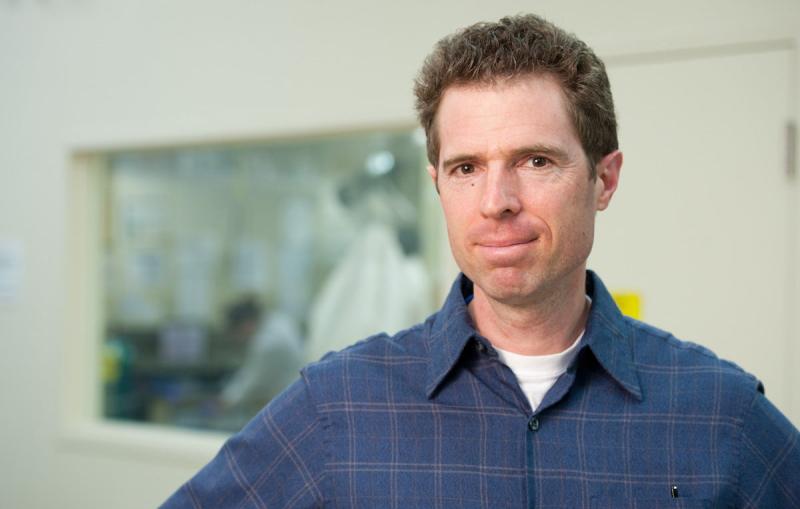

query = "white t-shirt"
[495, 331, 584, 412]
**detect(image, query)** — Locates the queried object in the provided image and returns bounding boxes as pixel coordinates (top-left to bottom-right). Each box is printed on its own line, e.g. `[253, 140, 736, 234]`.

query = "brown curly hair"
[413, 14, 617, 178]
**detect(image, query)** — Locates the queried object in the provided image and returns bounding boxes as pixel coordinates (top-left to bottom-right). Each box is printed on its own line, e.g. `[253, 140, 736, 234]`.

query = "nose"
[480, 167, 521, 219]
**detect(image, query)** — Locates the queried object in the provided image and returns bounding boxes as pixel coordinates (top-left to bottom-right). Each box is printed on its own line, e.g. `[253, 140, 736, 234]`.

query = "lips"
[478, 238, 536, 248]
[475, 236, 538, 264]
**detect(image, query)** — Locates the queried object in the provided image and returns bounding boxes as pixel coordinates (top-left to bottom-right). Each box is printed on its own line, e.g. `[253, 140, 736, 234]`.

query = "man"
[162, 14, 800, 508]
[219, 297, 304, 416]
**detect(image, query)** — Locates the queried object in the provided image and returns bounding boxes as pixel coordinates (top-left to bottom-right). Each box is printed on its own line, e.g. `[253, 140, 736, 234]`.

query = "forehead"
[434, 74, 581, 162]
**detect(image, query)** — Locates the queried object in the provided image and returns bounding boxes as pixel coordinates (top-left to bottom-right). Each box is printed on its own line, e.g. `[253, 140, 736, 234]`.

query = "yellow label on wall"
[611, 291, 643, 320]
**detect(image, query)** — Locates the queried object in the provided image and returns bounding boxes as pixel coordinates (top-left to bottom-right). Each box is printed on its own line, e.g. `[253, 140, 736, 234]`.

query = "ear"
[594, 150, 622, 211]
[426, 164, 440, 194]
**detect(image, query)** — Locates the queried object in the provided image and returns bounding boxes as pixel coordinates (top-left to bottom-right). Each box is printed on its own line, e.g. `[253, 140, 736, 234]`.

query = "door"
[589, 47, 797, 424]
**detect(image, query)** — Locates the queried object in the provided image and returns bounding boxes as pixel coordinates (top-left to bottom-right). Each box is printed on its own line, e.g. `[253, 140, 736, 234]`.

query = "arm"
[734, 389, 800, 508]
[160, 376, 326, 509]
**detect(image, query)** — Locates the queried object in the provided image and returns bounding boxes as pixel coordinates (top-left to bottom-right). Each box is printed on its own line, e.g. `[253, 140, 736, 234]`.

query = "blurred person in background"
[219, 297, 304, 415]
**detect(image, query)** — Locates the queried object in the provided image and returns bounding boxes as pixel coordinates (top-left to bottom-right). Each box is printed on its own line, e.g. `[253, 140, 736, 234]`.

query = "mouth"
[479, 239, 535, 248]
[475, 237, 537, 263]
[478, 234, 538, 248]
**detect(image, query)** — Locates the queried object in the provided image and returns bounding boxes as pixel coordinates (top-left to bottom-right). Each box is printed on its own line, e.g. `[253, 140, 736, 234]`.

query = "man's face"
[429, 74, 621, 307]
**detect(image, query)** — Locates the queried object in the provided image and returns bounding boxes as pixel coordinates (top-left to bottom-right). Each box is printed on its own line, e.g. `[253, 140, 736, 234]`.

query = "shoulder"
[628, 317, 760, 382]
[161, 377, 327, 508]
[302, 321, 433, 405]
[622, 318, 800, 505]
[625, 317, 763, 410]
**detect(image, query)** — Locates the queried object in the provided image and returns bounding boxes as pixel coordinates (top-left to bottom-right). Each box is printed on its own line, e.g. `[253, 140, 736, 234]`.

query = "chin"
[473, 267, 539, 304]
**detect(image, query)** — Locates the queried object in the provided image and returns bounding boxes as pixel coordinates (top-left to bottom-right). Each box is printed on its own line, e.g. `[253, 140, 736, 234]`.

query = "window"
[95, 128, 440, 432]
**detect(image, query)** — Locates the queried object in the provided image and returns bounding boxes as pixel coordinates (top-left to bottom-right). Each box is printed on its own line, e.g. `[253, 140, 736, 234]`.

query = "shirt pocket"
[590, 498, 711, 509]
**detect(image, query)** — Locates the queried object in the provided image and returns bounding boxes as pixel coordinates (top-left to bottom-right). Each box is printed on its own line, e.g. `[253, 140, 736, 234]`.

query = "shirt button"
[528, 417, 540, 432]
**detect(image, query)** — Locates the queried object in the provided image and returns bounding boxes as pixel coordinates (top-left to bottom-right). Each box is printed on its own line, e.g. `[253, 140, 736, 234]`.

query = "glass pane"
[99, 128, 438, 432]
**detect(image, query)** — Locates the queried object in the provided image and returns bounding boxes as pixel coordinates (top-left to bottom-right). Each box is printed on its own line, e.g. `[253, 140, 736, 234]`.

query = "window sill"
[57, 419, 228, 467]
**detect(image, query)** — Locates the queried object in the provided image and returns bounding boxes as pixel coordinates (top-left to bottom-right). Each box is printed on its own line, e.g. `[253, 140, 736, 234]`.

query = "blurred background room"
[1, 1, 799, 507]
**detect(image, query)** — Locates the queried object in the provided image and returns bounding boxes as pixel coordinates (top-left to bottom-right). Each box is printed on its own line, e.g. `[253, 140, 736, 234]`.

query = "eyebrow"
[440, 144, 570, 169]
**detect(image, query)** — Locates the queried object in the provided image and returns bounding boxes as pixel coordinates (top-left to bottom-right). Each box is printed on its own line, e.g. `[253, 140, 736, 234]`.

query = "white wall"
[0, 1, 798, 507]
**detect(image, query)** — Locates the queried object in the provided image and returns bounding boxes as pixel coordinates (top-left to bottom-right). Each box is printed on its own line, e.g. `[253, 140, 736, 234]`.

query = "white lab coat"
[305, 223, 432, 363]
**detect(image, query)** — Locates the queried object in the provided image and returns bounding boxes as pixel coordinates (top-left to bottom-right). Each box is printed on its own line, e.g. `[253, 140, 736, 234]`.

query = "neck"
[469, 271, 589, 356]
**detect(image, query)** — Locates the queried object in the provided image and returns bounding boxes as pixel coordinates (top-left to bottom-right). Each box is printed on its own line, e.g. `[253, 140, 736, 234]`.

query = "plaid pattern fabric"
[162, 272, 800, 508]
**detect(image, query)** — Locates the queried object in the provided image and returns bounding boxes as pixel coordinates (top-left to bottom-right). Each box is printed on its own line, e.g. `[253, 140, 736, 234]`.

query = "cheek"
[567, 200, 599, 246]
[440, 198, 477, 258]
[440, 190, 473, 225]
[446, 214, 472, 246]
[541, 193, 594, 239]
[439, 199, 463, 234]
[440, 199, 458, 226]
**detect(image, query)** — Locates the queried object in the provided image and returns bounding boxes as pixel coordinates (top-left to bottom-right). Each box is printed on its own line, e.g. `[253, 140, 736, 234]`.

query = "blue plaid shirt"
[163, 272, 800, 508]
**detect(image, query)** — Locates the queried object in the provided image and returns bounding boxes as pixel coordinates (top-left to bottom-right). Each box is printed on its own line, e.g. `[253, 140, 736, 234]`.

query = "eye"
[456, 163, 475, 175]
[526, 156, 551, 168]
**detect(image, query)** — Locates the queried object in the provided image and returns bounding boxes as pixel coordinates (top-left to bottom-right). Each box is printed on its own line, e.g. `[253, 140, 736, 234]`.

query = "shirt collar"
[425, 275, 479, 398]
[582, 271, 643, 400]
[425, 271, 642, 401]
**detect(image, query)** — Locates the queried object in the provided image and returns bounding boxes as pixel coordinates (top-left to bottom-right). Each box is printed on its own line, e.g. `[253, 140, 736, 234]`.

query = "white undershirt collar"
[492, 296, 591, 412]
